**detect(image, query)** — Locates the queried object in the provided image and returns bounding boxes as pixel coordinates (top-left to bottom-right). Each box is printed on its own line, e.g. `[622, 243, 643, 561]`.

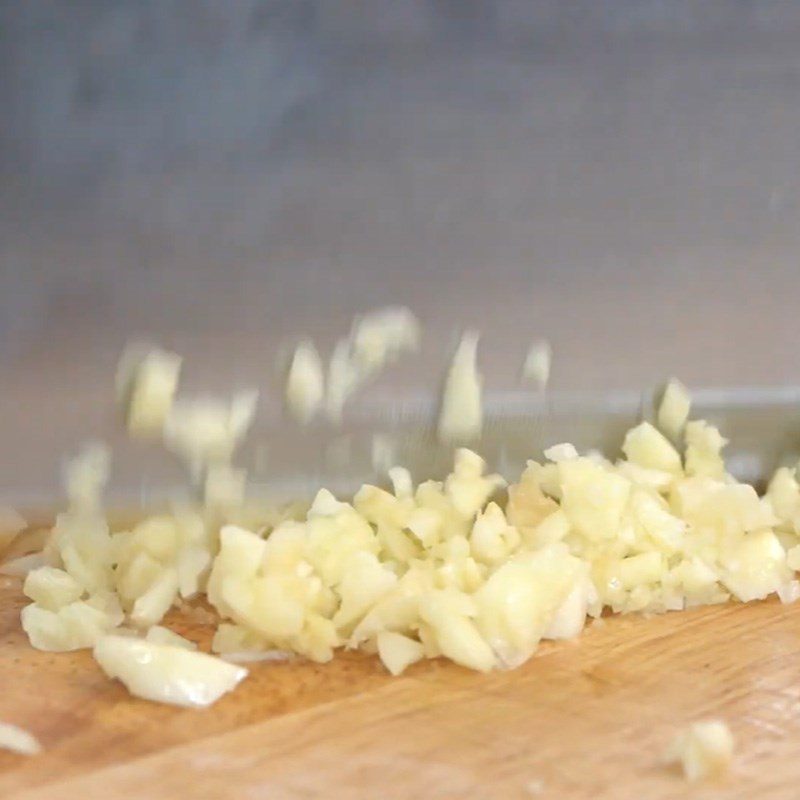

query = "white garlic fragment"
[0, 722, 42, 756]
[666, 720, 734, 782]
[116, 345, 182, 435]
[438, 331, 483, 444]
[93, 635, 247, 708]
[522, 340, 552, 389]
[286, 340, 324, 424]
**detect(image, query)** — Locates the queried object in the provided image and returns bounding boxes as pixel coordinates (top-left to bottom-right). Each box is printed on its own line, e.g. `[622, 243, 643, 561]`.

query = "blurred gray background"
[2, 1, 800, 500]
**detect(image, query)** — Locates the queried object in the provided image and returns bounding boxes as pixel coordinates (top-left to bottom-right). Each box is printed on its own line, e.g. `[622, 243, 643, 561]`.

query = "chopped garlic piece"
[544, 578, 594, 640]
[544, 443, 578, 463]
[657, 378, 691, 441]
[64, 443, 110, 513]
[164, 391, 258, 474]
[522, 340, 552, 389]
[622, 422, 682, 475]
[419, 589, 496, 672]
[377, 631, 424, 675]
[204, 463, 247, 511]
[351, 307, 420, 370]
[286, 341, 324, 424]
[21, 599, 120, 652]
[438, 331, 483, 443]
[371, 434, 397, 474]
[0, 722, 42, 756]
[325, 307, 421, 422]
[94, 635, 247, 707]
[23, 567, 83, 610]
[116, 345, 182, 435]
[131, 568, 179, 628]
[145, 625, 197, 650]
[388, 466, 413, 499]
[685, 420, 727, 479]
[667, 720, 734, 782]
[325, 340, 359, 423]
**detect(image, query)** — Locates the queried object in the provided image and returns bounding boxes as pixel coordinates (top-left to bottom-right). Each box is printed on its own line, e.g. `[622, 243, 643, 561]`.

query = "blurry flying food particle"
[285, 341, 324, 424]
[522, 340, 552, 390]
[438, 331, 483, 444]
[657, 378, 692, 442]
[116, 346, 182, 436]
[325, 307, 421, 422]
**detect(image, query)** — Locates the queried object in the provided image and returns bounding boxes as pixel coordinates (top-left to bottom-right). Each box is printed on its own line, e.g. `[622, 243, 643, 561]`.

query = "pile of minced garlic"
[3, 338, 800, 720]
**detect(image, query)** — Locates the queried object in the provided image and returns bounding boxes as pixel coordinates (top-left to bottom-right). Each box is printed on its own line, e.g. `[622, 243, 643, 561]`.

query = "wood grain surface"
[3, 550, 800, 799]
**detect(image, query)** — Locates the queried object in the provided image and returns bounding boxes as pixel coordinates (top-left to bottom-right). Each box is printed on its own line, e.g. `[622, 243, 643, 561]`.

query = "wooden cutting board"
[3, 554, 800, 799]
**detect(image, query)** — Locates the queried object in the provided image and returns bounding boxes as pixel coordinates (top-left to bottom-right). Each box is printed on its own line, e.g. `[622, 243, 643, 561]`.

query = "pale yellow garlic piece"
[204, 463, 247, 512]
[131, 515, 179, 563]
[285, 340, 324, 424]
[94, 635, 247, 708]
[470, 502, 520, 565]
[116, 345, 182, 435]
[522, 340, 552, 389]
[445, 449, 505, 519]
[474, 546, 585, 668]
[766, 467, 800, 531]
[145, 625, 197, 650]
[684, 420, 727, 479]
[673, 478, 778, 536]
[305, 507, 378, 588]
[406, 507, 442, 549]
[419, 589, 495, 672]
[332, 551, 397, 630]
[622, 421, 682, 475]
[290, 614, 340, 663]
[628, 490, 686, 553]
[615, 461, 675, 492]
[616, 552, 664, 590]
[221, 574, 306, 641]
[559, 458, 631, 542]
[543, 443, 578, 463]
[543, 577, 595, 640]
[211, 623, 269, 655]
[524, 509, 571, 549]
[117, 550, 164, 608]
[130, 568, 179, 628]
[21, 600, 119, 652]
[206, 525, 267, 614]
[176, 546, 212, 599]
[325, 340, 359, 423]
[163, 391, 258, 473]
[324, 307, 420, 423]
[506, 463, 560, 534]
[720, 530, 789, 602]
[63, 443, 110, 514]
[349, 591, 421, 647]
[438, 331, 483, 443]
[388, 466, 414, 499]
[667, 720, 734, 782]
[0, 722, 42, 756]
[657, 378, 691, 441]
[377, 631, 425, 675]
[23, 566, 83, 610]
[351, 306, 421, 370]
